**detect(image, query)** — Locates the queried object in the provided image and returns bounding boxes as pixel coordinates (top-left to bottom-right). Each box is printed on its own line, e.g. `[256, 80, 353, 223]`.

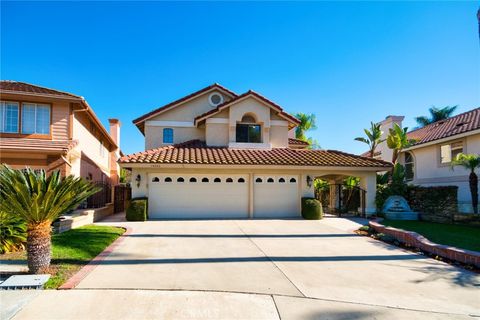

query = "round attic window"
[208, 92, 224, 107]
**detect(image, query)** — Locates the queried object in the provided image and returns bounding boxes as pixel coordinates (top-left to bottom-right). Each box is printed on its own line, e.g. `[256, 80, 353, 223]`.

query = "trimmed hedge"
[126, 199, 148, 221]
[301, 197, 323, 220]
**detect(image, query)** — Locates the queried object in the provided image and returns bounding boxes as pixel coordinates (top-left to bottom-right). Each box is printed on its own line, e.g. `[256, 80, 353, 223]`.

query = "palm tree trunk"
[470, 171, 478, 214]
[27, 221, 52, 274]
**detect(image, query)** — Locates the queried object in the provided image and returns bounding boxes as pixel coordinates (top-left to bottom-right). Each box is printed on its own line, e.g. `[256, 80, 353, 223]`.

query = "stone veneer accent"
[369, 221, 480, 268]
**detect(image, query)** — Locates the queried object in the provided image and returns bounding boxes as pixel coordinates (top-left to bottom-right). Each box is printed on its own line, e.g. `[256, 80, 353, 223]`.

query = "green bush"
[126, 199, 148, 221]
[301, 197, 323, 220]
[0, 211, 27, 254]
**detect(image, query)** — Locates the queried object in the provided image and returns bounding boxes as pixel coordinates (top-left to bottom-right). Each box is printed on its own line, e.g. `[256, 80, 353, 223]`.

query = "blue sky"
[2, 1, 479, 155]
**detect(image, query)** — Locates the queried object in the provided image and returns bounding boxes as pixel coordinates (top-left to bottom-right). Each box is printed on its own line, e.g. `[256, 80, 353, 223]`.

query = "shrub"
[301, 197, 323, 220]
[126, 199, 148, 221]
[0, 211, 27, 254]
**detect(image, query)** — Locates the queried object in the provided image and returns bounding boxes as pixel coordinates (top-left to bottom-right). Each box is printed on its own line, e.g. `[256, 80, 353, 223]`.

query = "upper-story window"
[440, 141, 463, 164]
[21, 103, 50, 135]
[0, 101, 51, 135]
[163, 128, 174, 144]
[99, 141, 106, 158]
[236, 114, 261, 143]
[0, 101, 19, 133]
[404, 152, 414, 181]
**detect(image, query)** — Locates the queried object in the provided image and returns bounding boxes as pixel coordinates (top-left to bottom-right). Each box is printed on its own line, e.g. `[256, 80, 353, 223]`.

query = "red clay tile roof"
[119, 140, 392, 168]
[0, 80, 81, 98]
[194, 90, 300, 126]
[288, 138, 310, 146]
[132, 83, 238, 125]
[360, 150, 382, 158]
[406, 108, 480, 146]
[0, 138, 78, 154]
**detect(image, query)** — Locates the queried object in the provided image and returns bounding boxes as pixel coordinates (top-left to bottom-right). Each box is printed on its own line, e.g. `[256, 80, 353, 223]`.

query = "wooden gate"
[114, 185, 131, 213]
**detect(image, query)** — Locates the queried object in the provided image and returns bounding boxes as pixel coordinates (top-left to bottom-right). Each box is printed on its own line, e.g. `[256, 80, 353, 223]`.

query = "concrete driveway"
[12, 217, 480, 319]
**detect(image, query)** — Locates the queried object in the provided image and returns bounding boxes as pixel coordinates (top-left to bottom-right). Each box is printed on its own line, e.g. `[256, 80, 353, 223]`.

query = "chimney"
[376, 115, 404, 162]
[108, 118, 121, 147]
[108, 118, 121, 184]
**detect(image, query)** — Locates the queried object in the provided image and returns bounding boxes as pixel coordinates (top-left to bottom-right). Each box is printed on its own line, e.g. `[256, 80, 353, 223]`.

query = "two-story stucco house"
[0, 81, 121, 184]
[365, 108, 480, 213]
[120, 83, 391, 219]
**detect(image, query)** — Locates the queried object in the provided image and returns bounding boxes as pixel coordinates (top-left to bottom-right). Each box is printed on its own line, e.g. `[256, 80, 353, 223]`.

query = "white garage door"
[148, 174, 249, 219]
[253, 175, 300, 218]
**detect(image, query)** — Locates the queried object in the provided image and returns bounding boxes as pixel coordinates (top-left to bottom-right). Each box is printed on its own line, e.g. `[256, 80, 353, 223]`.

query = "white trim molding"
[145, 120, 194, 127]
[206, 118, 229, 124]
[228, 142, 272, 150]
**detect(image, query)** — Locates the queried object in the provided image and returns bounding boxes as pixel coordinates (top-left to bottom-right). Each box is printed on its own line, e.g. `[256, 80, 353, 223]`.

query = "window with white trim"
[440, 141, 463, 164]
[163, 128, 174, 143]
[21, 103, 50, 135]
[0, 101, 19, 133]
[404, 152, 414, 181]
[99, 141, 106, 158]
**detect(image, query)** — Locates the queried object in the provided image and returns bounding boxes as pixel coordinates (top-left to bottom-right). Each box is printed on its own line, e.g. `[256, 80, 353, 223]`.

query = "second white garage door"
[253, 175, 300, 218]
[148, 174, 249, 219]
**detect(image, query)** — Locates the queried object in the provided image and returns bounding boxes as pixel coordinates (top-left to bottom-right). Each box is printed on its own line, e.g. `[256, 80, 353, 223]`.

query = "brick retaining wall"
[369, 221, 480, 268]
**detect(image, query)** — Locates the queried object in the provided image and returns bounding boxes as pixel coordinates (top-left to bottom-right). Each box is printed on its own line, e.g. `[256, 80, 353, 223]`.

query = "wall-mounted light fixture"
[306, 175, 313, 188]
[135, 174, 142, 188]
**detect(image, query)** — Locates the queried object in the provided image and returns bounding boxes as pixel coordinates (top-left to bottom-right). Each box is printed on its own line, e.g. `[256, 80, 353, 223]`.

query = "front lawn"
[0, 225, 124, 289]
[381, 220, 480, 252]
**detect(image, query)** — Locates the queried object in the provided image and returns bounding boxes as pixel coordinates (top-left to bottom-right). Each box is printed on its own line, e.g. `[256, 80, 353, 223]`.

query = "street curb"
[58, 226, 132, 290]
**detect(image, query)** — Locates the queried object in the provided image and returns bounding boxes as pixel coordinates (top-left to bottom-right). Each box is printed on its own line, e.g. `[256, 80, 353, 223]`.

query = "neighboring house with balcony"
[363, 108, 480, 213]
[0, 81, 121, 184]
[120, 83, 391, 219]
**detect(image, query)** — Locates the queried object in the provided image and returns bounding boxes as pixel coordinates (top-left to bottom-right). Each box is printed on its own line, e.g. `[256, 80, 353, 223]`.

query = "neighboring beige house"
[0, 81, 121, 184]
[120, 83, 391, 219]
[364, 108, 480, 213]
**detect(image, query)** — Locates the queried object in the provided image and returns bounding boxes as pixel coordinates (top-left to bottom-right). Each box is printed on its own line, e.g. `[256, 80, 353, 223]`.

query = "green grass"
[0, 225, 124, 289]
[381, 220, 480, 252]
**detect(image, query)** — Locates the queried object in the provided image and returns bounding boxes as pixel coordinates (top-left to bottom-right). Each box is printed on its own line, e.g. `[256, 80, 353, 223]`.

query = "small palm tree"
[355, 122, 385, 158]
[386, 123, 415, 164]
[415, 106, 457, 127]
[451, 153, 480, 214]
[0, 166, 99, 274]
[294, 113, 317, 142]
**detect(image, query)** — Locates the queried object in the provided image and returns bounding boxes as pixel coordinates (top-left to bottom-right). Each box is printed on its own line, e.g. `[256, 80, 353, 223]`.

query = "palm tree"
[0, 166, 99, 274]
[415, 106, 457, 127]
[294, 113, 317, 141]
[451, 153, 480, 214]
[386, 123, 415, 164]
[354, 122, 385, 158]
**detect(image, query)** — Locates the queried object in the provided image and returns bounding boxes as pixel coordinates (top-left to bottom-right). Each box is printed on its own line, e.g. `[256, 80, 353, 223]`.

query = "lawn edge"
[369, 221, 480, 268]
[58, 226, 132, 290]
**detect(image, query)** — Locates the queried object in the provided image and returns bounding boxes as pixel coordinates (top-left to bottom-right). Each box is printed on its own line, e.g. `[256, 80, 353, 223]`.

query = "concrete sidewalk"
[11, 289, 472, 320]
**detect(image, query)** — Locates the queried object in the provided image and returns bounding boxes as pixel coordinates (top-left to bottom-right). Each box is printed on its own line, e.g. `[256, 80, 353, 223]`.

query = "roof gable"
[0, 80, 81, 99]
[194, 90, 300, 128]
[132, 83, 237, 132]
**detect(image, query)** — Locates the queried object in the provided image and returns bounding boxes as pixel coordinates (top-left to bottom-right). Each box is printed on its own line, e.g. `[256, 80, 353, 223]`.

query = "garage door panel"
[149, 174, 248, 219]
[253, 175, 299, 218]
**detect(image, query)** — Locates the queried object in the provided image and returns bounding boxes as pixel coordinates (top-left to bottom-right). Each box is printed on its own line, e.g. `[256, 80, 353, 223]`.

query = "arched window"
[289, 178, 297, 183]
[214, 178, 221, 183]
[238, 178, 245, 183]
[236, 114, 261, 143]
[163, 128, 174, 144]
[202, 177, 209, 183]
[405, 152, 414, 181]
[177, 177, 184, 183]
[152, 177, 160, 182]
[255, 178, 263, 183]
[226, 178, 233, 183]
[278, 178, 285, 183]
[190, 177, 197, 183]
[267, 178, 274, 183]
[164, 177, 172, 182]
